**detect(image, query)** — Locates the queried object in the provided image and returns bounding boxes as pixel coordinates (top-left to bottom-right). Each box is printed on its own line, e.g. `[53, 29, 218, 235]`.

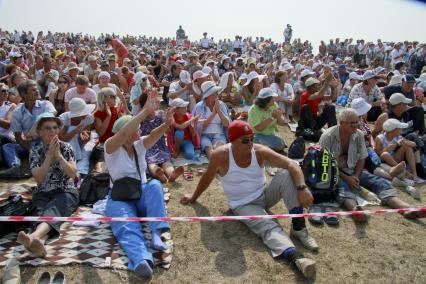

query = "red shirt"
[174, 113, 192, 141]
[111, 38, 128, 57]
[300, 91, 321, 117]
[94, 106, 121, 143]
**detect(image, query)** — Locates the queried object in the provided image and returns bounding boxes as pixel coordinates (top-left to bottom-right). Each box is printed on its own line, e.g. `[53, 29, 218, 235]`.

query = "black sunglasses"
[241, 137, 254, 144]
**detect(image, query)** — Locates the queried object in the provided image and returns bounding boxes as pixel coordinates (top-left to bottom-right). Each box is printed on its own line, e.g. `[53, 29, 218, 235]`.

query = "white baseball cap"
[257, 87, 278, 99]
[169, 98, 189, 108]
[305, 77, 320, 87]
[349, 72, 363, 81]
[389, 93, 412, 105]
[179, 70, 191, 84]
[350, 98, 371, 116]
[300, 69, 315, 78]
[383, 118, 408, 132]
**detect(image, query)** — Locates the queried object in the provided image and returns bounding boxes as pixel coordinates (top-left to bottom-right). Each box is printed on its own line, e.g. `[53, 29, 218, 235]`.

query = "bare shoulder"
[211, 143, 229, 163]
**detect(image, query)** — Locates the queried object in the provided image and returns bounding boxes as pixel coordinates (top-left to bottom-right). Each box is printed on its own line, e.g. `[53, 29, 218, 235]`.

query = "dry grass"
[1, 125, 426, 284]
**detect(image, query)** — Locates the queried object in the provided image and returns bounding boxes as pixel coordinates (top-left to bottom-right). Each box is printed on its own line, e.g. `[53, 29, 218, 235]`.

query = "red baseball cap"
[228, 120, 253, 142]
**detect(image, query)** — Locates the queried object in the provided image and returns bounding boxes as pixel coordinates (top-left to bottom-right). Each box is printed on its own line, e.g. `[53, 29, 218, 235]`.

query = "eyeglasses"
[58, 81, 67, 84]
[344, 121, 359, 127]
[105, 95, 116, 99]
[142, 78, 147, 82]
[240, 137, 254, 144]
[42, 125, 59, 131]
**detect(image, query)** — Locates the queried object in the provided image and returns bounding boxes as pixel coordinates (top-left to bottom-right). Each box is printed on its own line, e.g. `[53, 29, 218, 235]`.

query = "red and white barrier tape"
[0, 207, 425, 222]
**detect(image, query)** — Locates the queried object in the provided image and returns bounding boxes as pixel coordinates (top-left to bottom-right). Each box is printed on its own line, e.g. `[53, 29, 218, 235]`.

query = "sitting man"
[373, 93, 425, 138]
[181, 120, 318, 279]
[383, 74, 416, 102]
[296, 77, 337, 141]
[0, 80, 56, 178]
[319, 108, 425, 221]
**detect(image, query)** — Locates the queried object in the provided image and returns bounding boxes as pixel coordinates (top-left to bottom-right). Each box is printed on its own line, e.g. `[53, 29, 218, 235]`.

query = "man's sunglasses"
[241, 137, 254, 144]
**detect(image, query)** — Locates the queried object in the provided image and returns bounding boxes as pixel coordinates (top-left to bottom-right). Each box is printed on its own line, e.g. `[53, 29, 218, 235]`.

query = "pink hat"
[193, 70, 209, 81]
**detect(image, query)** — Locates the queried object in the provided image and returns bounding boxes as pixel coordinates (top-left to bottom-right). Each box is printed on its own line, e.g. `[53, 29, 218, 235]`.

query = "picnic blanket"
[171, 154, 209, 167]
[0, 185, 173, 270]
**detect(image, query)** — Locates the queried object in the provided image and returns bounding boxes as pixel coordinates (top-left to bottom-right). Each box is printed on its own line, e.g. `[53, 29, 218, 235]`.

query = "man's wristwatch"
[296, 184, 308, 191]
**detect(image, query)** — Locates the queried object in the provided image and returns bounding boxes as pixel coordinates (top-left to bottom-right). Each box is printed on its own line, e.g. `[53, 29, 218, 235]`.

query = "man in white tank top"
[181, 120, 318, 279]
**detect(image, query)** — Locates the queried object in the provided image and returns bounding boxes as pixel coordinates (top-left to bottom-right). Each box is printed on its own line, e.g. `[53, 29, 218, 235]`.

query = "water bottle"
[359, 187, 381, 204]
[367, 148, 381, 166]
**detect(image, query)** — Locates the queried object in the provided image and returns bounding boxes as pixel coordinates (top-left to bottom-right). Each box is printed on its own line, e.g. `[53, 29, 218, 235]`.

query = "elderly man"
[181, 120, 318, 279]
[0, 80, 56, 178]
[319, 108, 425, 221]
[83, 55, 99, 84]
[35, 56, 59, 99]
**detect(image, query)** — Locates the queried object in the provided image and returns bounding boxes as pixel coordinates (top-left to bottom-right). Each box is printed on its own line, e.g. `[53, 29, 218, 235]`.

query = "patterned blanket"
[0, 187, 173, 270]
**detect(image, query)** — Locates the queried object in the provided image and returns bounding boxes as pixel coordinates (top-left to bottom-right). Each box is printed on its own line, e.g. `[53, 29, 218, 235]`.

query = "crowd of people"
[1, 27, 426, 279]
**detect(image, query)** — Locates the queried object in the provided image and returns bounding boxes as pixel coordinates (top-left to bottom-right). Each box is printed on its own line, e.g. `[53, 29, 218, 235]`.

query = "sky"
[0, 0, 425, 49]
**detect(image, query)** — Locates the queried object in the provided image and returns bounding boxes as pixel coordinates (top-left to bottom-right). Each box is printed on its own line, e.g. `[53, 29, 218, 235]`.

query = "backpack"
[301, 145, 339, 203]
[0, 195, 34, 237]
[288, 136, 305, 159]
[79, 173, 110, 205]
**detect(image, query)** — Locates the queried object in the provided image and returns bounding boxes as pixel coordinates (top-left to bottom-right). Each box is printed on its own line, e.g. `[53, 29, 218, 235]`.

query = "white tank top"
[218, 144, 266, 209]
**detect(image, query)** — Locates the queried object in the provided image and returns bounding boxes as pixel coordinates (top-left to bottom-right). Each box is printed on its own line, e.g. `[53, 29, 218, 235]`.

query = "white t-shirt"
[64, 87, 97, 104]
[391, 49, 405, 65]
[169, 81, 190, 101]
[104, 137, 148, 184]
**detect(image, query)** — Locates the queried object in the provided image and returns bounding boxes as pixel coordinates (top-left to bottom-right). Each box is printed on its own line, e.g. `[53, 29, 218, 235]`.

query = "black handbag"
[0, 195, 34, 237]
[111, 145, 142, 201]
[79, 172, 111, 205]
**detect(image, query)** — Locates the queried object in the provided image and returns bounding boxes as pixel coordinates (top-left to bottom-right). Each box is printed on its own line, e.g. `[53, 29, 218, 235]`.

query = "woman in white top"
[270, 70, 295, 122]
[375, 118, 424, 184]
[104, 91, 172, 279]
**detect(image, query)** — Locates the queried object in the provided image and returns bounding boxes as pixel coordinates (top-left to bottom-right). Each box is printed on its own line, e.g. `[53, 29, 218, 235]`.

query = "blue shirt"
[383, 85, 414, 101]
[11, 100, 57, 135]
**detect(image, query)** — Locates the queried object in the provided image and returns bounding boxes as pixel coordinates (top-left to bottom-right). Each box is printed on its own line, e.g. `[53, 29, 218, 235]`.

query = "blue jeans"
[337, 170, 396, 205]
[76, 148, 92, 175]
[200, 133, 227, 151]
[106, 179, 170, 271]
[254, 134, 285, 150]
[174, 130, 195, 160]
[2, 143, 29, 168]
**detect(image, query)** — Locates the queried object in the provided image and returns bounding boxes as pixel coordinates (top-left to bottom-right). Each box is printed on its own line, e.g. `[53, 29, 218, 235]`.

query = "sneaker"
[290, 228, 319, 251]
[0, 166, 31, 179]
[401, 186, 421, 200]
[294, 257, 316, 279]
[413, 176, 426, 185]
[392, 177, 408, 188]
[403, 178, 415, 186]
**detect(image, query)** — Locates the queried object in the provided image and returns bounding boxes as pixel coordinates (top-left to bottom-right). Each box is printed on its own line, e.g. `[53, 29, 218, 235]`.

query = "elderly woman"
[218, 71, 241, 107]
[139, 92, 184, 183]
[93, 87, 125, 173]
[130, 71, 151, 115]
[104, 93, 171, 279]
[248, 87, 287, 152]
[192, 81, 230, 159]
[17, 113, 79, 257]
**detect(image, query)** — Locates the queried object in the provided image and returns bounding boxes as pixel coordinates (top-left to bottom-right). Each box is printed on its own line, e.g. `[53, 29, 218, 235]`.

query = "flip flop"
[37, 272, 52, 284]
[183, 169, 194, 181]
[52, 271, 66, 284]
[308, 205, 323, 225]
[323, 206, 340, 226]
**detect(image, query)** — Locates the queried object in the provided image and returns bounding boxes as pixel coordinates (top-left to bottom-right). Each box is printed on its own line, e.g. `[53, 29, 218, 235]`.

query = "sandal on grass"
[183, 169, 194, 181]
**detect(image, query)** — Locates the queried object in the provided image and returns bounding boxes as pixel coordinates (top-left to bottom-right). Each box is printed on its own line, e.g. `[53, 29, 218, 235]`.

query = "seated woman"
[49, 74, 70, 116]
[139, 92, 184, 183]
[248, 87, 287, 152]
[192, 81, 231, 159]
[375, 118, 425, 184]
[104, 93, 171, 279]
[17, 113, 79, 257]
[58, 98, 95, 178]
[93, 87, 125, 172]
[167, 98, 200, 160]
[239, 71, 266, 119]
[218, 72, 242, 108]
[270, 70, 295, 123]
